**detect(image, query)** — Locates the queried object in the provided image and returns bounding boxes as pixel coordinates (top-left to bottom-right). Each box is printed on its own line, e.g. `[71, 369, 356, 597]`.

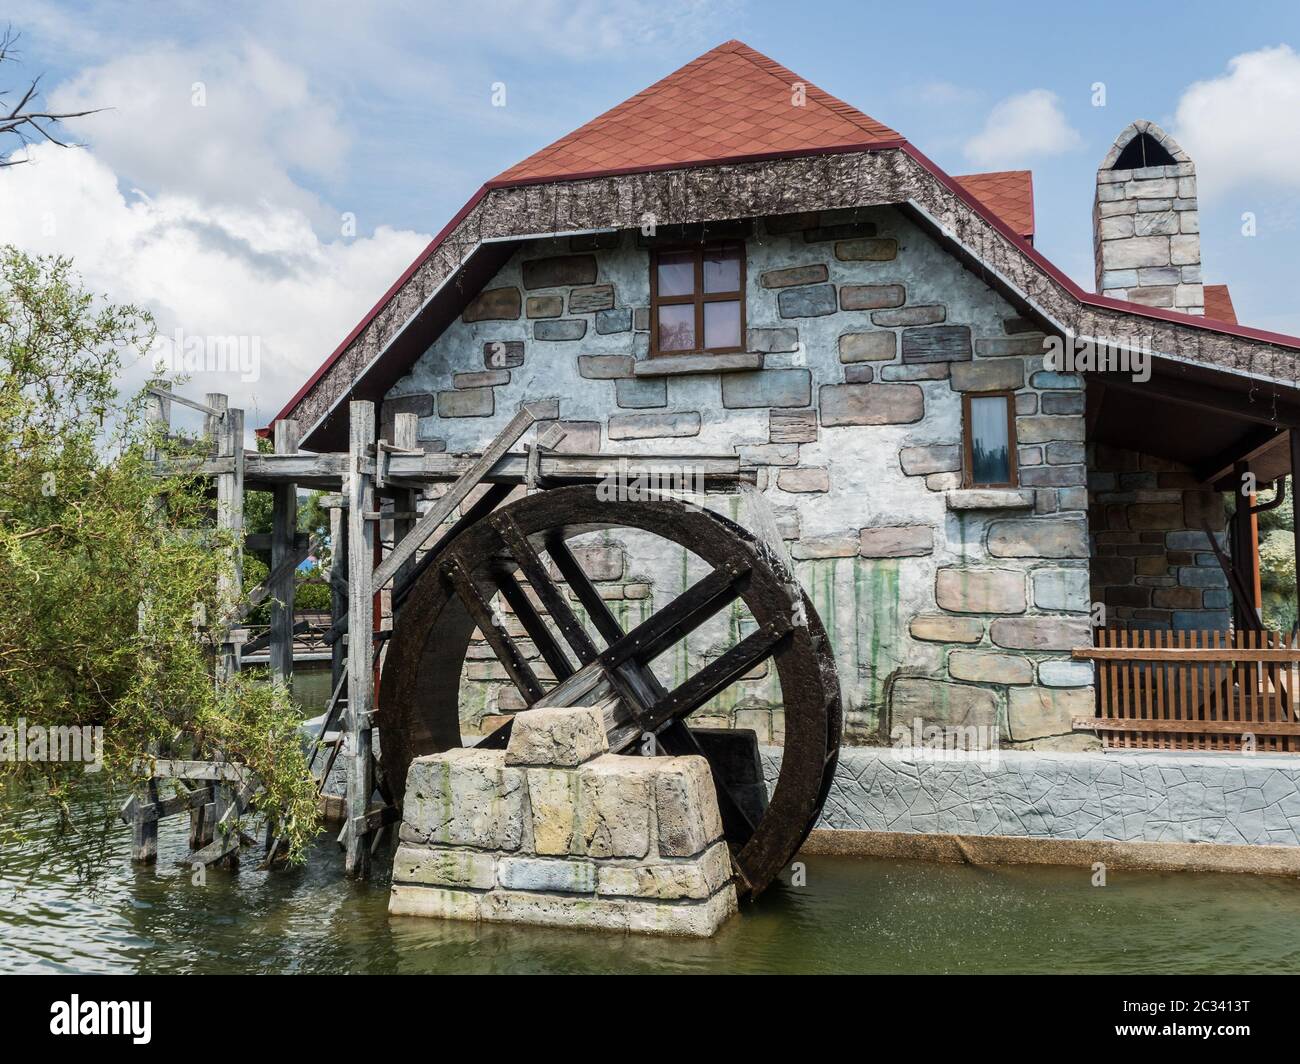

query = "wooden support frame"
[269, 419, 300, 684]
[344, 400, 377, 878]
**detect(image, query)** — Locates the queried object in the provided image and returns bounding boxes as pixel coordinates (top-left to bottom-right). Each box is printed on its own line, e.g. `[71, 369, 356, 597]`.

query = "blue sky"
[2, 0, 1298, 423]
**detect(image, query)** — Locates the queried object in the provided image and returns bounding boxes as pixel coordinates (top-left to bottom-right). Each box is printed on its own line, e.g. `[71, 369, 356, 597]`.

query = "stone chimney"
[1093, 120, 1202, 315]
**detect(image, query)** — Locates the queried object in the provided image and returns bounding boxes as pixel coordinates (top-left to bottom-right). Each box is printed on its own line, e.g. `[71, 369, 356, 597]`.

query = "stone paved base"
[764, 745, 1300, 849]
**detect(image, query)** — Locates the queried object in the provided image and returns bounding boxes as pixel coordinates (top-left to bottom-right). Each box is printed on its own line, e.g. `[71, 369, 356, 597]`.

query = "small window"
[1112, 131, 1177, 170]
[650, 242, 746, 356]
[962, 392, 1019, 487]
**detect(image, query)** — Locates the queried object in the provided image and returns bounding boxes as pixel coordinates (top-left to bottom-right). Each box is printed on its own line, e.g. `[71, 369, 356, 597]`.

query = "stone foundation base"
[389, 705, 737, 937]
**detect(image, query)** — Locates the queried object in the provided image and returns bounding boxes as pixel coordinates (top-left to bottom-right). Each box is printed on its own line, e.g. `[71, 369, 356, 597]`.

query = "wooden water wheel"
[379, 484, 841, 898]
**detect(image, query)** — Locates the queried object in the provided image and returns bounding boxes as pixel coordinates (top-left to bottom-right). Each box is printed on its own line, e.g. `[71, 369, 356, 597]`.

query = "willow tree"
[0, 247, 318, 866]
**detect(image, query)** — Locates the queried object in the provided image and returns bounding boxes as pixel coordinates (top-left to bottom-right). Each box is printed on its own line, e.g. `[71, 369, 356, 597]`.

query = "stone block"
[838, 331, 896, 362]
[404, 749, 526, 851]
[935, 568, 1026, 613]
[522, 254, 597, 289]
[1032, 568, 1089, 611]
[534, 319, 586, 341]
[437, 388, 494, 418]
[778, 284, 837, 317]
[1006, 687, 1092, 742]
[391, 845, 497, 890]
[1038, 660, 1094, 687]
[948, 651, 1034, 685]
[463, 286, 521, 322]
[615, 376, 667, 408]
[1104, 236, 1170, 269]
[834, 237, 898, 261]
[526, 294, 562, 318]
[506, 705, 609, 767]
[859, 525, 933, 557]
[1016, 416, 1085, 444]
[883, 364, 949, 381]
[909, 614, 984, 643]
[976, 336, 1044, 357]
[891, 678, 998, 730]
[792, 534, 860, 559]
[576, 755, 657, 858]
[900, 444, 961, 475]
[623, 889, 738, 938]
[989, 616, 1091, 651]
[820, 383, 924, 425]
[722, 369, 812, 409]
[901, 325, 972, 363]
[655, 756, 724, 857]
[389, 884, 482, 920]
[568, 284, 614, 313]
[497, 856, 597, 893]
[769, 408, 818, 443]
[608, 411, 700, 439]
[596, 307, 632, 334]
[526, 768, 580, 855]
[777, 467, 830, 493]
[481, 889, 628, 932]
[950, 359, 1024, 391]
[736, 442, 800, 466]
[483, 340, 525, 368]
[873, 305, 946, 327]
[988, 518, 1088, 558]
[761, 264, 828, 288]
[598, 841, 732, 900]
[454, 369, 509, 389]
[844, 365, 874, 383]
[746, 326, 799, 353]
[840, 284, 906, 311]
[578, 353, 634, 379]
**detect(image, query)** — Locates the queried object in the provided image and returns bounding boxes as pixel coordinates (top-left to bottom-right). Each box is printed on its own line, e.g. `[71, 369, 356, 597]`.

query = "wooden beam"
[208, 395, 244, 681]
[148, 385, 220, 418]
[344, 400, 376, 879]
[371, 403, 552, 591]
[270, 419, 300, 684]
[1076, 717, 1300, 737]
[1196, 425, 1285, 486]
[1099, 372, 1300, 428]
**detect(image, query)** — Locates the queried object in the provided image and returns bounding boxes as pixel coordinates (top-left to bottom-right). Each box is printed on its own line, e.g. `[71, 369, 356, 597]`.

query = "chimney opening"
[1112, 131, 1177, 170]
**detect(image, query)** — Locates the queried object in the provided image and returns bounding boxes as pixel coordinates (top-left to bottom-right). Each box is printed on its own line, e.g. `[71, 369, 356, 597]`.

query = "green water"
[4, 799, 1300, 974]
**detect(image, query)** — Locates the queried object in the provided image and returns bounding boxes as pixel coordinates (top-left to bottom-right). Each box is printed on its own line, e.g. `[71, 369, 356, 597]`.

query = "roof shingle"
[953, 170, 1035, 242]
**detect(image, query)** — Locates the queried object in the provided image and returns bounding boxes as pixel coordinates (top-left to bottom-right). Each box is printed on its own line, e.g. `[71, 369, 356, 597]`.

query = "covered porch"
[1076, 357, 1300, 751]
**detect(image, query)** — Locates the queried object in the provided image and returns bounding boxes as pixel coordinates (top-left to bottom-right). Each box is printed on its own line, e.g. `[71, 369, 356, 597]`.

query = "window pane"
[970, 396, 1012, 484]
[703, 244, 741, 293]
[656, 251, 695, 297]
[657, 304, 695, 352]
[703, 300, 741, 350]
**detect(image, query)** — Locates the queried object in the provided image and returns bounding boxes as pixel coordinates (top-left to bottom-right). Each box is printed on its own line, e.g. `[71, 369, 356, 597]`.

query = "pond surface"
[4, 797, 1300, 974]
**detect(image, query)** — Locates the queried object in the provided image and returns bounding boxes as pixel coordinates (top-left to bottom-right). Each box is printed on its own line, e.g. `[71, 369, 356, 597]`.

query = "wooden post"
[131, 779, 160, 863]
[1231, 460, 1257, 632]
[344, 401, 376, 878]
[207, 394, 245, 682]
[269, 419, 300, 685]
[329, 502, 348, 693]
[1291, 431, 1300, 623]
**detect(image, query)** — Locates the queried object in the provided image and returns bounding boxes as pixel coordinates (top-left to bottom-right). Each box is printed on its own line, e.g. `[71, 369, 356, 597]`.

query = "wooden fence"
[1072, 629, 1300, 752]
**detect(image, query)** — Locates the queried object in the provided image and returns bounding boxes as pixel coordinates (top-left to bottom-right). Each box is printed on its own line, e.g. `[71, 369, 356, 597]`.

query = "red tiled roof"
[953, 170, 1035, 241]
[1204, 284, 1237, 324]
[492, 40, 901, 185]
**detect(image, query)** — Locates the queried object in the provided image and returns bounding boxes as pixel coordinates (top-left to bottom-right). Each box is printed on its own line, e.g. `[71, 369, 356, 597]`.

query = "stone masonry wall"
[1087, 444, 1229, 631]
[386, 206, 1095, 750]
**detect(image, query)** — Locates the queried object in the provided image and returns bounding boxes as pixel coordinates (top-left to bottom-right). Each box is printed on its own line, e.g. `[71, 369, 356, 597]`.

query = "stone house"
[271, 41, 1300, 752]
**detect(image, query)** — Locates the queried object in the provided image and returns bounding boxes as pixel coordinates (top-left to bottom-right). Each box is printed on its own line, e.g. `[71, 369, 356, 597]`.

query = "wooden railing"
[1072, 629, 1300, 752]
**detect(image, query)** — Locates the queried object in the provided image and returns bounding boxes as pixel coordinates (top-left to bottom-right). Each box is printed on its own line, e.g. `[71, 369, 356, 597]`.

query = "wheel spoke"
[599, 559, 749, 671]
[491, 512, 599, 664]
[491, 565, 575, 683]
[441, 554, 544, 704]
[646, 620, 788, 730]
[545, 535, 623, 646]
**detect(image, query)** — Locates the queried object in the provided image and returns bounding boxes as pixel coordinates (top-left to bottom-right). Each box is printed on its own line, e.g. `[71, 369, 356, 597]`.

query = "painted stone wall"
[385, 206, 1095, 749]
[1087, 444, 1230, 630]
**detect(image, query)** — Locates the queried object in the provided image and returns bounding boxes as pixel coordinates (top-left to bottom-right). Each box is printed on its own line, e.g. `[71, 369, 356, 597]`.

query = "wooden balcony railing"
[1072, 629, 1300, 752]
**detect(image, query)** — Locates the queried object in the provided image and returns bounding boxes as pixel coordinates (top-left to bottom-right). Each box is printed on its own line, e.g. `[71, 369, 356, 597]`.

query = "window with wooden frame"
[962, 391, 1019, 487]
[650, 241, 746, 356]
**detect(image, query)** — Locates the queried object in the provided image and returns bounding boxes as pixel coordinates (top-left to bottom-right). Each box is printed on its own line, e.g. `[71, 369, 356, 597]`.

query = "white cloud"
[48, 42, 349, 221]
[0, 144, 429, 431]
[963, 89, 1082, 168]
[1173, 45, 1300, 198]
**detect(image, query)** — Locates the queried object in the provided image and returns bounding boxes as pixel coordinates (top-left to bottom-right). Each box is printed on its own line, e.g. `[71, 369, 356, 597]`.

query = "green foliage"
[0, 248, 319, 865]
